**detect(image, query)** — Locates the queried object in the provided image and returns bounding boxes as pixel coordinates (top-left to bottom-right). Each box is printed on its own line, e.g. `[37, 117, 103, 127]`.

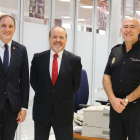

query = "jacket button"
[4, 92, 6, 94]
[52, 89, 55, 92]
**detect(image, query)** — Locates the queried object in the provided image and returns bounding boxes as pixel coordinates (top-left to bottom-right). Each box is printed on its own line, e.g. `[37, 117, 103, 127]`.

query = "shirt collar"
[50, 49, 64, 59]
[123, 39, 140, 51]
[132, 39, 140, 50]
[0, 39, 12, 50]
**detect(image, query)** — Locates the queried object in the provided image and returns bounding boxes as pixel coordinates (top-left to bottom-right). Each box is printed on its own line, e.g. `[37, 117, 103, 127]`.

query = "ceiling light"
[125, 16, 130, 18]
[59, 0, 70, 2]
[97, 7, 99, 9]
[61, 16, 70, 19]
[99, 30, 105, 35]
[1, 13, 8, 15]
[0, 11, 9, 16]
[78, 19, 85, 21]
[136, 11, 140, 14]
[80, 6, 93, 9]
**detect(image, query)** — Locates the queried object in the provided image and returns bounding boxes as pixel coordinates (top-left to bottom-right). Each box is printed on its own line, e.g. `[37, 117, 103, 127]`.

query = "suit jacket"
[0, 40, 29, 112]
[30, 49, 82, 126]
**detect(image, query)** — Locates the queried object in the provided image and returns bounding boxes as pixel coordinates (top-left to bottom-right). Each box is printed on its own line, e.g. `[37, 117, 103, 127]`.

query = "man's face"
[120, 18, 140, 44]
[49, 27, 67, 53]
[0, 16, 16, 44]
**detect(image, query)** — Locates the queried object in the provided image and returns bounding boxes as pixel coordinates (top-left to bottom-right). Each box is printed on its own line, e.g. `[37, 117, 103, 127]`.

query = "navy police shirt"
[104, 40, 140, 99]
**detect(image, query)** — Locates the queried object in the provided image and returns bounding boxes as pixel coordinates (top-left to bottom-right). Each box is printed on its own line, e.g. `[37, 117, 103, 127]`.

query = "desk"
[73, 133, 109, 140]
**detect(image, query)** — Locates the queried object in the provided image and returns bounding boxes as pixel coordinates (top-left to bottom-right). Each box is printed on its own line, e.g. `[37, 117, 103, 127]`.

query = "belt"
[130, 98, 140, 104]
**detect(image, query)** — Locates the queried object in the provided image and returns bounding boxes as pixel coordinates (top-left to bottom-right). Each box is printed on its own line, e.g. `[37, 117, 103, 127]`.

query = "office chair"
[74, 69, 89, 112]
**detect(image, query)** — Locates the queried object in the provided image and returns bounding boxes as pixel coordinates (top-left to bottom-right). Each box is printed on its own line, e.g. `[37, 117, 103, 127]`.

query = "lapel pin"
[13, 47, 15, 49]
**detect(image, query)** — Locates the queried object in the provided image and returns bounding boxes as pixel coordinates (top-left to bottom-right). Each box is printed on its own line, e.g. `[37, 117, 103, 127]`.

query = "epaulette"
[111, 44, 121, 50]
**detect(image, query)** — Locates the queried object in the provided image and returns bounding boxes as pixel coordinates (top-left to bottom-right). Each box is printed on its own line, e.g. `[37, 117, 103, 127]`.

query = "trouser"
[34, 106, 73, 140]
[110, 101, 140, 140]
[0, 98, 18, 140]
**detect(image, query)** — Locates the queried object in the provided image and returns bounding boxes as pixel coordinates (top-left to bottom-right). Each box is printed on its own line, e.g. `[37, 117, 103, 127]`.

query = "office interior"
[0, 0, 140, 139]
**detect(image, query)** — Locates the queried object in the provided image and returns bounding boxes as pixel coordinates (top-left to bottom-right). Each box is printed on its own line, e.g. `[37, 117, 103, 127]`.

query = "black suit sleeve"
[30, 54, 38, 91]
[20, 47, 29, 109]
[73, 57, 82, 93]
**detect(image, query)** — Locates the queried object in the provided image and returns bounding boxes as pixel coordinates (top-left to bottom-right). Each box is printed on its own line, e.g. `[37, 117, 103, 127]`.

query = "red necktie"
[52, 53, 58, 86]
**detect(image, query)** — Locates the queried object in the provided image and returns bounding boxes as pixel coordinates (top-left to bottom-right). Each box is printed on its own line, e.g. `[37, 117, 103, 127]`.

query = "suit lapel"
[7, 41, 16, 79]
[0, 57, 6, 76]
[42, 50, 53, 87]
[54, 50, 70, 87]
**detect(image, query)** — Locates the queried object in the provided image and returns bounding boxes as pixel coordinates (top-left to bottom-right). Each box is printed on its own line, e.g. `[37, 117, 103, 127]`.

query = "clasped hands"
[110, 97, 128, 113]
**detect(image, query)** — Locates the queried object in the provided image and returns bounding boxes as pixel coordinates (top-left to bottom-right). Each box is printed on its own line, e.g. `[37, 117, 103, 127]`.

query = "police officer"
[103, 17, 140, 140]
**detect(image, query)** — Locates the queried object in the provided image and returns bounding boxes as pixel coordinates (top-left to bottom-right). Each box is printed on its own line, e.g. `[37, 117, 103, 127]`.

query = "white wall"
[94, 34, 108, 89]
[12, 20, 18, 42]
[110, 0, 122, 50]
[76, 30, 93, 103]
[23, 22, 50, 100]
[65, 29, 74, 52]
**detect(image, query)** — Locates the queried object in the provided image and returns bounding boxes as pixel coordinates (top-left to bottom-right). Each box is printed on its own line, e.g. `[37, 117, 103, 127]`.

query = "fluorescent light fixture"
[97, 6, 99, 9]
[61, 16, 70, 19]
[59, 0, 70, 1]
[106, 11, 109, 14]
[125, 16, 130, 18]
[136, 11, 140, 14]
[1, 13, 8, 15]
[62, 23, 71, 29]
[77, 25, 81, 31]
[0, 11, 9, 16]
[99, 30, 105, 35]
[78, 19, 85, 21]
[80, 6, 93, 9]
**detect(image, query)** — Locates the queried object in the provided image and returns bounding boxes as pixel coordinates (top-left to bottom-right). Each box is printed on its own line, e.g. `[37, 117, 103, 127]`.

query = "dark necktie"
[52, 53, 58, 86]
[3, 44, 9, 74]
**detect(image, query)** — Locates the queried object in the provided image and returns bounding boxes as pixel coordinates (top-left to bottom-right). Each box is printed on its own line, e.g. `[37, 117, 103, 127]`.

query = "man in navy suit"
[30, 27, 82, 140]
[0, 15, 29, 140]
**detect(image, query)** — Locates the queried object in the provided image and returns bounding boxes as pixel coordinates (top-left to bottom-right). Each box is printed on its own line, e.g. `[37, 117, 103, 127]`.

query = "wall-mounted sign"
[29, 0, 45, 19]
[99, 1, 108, 31]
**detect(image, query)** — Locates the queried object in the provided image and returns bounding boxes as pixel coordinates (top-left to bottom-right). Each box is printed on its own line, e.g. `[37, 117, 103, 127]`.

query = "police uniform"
[104, 40, 140, 140]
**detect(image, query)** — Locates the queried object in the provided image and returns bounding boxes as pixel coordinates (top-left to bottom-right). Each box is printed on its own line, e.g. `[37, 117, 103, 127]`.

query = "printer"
[82, 105, 110, 139]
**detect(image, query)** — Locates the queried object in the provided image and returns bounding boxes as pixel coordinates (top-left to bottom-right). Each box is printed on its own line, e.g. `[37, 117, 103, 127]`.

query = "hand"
[16, 109, 27, 123]
[110, 97, 127, 113]
[123, 98, 129, 104]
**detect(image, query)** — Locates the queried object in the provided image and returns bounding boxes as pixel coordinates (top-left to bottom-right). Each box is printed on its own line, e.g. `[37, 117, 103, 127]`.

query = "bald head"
[120, 17, 140, 45]
[122, 17, 139, 27]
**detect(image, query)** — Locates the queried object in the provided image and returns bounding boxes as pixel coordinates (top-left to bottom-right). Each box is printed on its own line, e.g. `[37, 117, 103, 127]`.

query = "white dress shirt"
[49, 49, 64, 79]
[0, 39, 11, 64]
[0, 39, 27, 110]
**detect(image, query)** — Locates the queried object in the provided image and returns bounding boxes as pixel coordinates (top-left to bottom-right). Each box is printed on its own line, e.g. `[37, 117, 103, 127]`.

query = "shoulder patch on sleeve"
[111, 44, 121, 50]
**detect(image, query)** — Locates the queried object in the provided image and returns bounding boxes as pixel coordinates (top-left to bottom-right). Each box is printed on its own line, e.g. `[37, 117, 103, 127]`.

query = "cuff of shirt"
[21, 108, 27, 110]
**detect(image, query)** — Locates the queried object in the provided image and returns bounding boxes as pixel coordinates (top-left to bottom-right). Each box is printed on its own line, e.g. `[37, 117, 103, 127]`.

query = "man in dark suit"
[30, 27, 82, 140]
[0, 15, 29, 140]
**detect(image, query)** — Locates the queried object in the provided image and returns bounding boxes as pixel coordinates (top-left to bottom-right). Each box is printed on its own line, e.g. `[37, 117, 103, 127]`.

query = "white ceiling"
[1, 0, 140, 25]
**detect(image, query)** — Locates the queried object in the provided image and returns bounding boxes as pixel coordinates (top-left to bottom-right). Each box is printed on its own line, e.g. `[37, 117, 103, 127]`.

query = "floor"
[73, 133, 108, 140]
[20, 101, 56, 140]
[20, 101, 78, 140]
[19, 101, 108, 140]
